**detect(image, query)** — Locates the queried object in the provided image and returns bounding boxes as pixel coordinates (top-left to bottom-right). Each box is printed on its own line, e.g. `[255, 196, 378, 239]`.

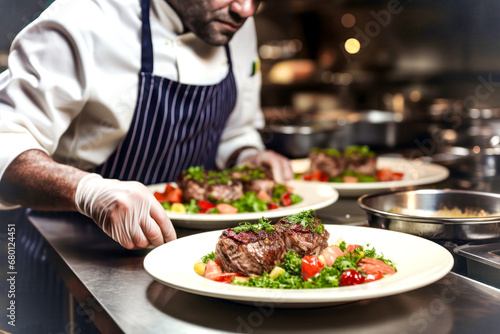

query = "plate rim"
[147, 180, 339, 223]
[291, 157, 449, 193]
[143, 225, 454, 305]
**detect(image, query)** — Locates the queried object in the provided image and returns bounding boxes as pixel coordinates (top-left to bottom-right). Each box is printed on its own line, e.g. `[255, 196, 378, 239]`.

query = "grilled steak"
[176, 177, 207, 202]
[215, 222, 286, 277]
[344, 145, 377, 175]
[274, 211, 329, 257]
[309, 151, 345, 178]
[231, 166, 276, 196]
[206, 180, 243, 202]
[345, 156, 377, 175]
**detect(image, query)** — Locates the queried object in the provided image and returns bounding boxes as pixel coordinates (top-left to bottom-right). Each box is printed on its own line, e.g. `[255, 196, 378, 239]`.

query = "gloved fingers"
[141, 216, 166, 247]
[131, 227, 151, 249]
[150, 200, 177, 243]
[104, 217, 138, 250]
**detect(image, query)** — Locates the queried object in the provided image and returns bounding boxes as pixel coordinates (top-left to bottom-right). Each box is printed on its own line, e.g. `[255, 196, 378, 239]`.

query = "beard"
[184, 10, 247, 46]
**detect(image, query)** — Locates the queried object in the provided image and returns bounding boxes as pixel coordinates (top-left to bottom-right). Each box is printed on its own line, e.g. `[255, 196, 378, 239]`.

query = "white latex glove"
[239, 150, 294, 183]
[75, 174, 176, 249]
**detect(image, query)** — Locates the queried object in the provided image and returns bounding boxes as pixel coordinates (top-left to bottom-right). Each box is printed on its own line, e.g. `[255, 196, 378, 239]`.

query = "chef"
[0, 0, 293, 249]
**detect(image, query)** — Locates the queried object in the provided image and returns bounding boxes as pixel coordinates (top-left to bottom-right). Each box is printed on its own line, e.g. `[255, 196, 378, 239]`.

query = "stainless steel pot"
[426, 146, 500, 178]
[358, 189, 500, 242]
[260, 109, 433, 158]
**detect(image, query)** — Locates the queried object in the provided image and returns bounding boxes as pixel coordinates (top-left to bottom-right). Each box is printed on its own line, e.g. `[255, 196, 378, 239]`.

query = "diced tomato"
[342, 175, 359, 183]
[154, 192, 167, 202]
[204, 260, 245, 283]
[154, 184, 183, 203]
[280, 192, 292, 207]
[199, 209, 208, 214]
[164, 188, 182, 203]
[301, 255, 325, 281]
[213, 272, 245, 284]
[339, 269, 365, 286]
[364, 271, 384, 283]
[215, 203, 238, 214]
[344, 244, 361, 255]
[321, 245, 343, 266]
[204, 260, 223, 281]
[198, 200, 215, 210]
[303, 170, 329, 182]
[267, 203, 279, 210]
[357, 258, 396, 276]
[257, 189, 272, 202]
[392, 172, 404, 181]
[375, 168, 404, 182]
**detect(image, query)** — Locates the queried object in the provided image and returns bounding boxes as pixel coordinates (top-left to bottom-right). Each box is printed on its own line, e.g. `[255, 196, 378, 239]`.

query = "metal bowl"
[358, 189, 500, 242]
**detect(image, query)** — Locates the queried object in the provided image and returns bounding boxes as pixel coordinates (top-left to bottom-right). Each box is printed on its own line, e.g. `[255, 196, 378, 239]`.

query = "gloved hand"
[239, 150, 294, 183]
[75, 174, 176, 249]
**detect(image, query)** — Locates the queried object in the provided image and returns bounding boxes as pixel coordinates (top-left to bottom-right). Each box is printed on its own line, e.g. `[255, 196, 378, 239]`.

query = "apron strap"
[140, 0, 154, 73]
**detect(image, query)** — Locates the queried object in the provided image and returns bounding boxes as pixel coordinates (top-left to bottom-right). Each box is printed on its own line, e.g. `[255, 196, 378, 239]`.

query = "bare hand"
[75, 174, 176, 249]
[239, 150, 293, 183]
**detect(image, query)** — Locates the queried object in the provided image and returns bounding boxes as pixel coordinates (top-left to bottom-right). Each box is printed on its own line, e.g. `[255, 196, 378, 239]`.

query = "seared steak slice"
[215, 228, 286, 277]
[179, 178, 206, 202]
[207, 180, 244, 202]
[244, 178, 276, 196]
[309, 151, 345, 178]
[275, 213, 329, 257]
[345, 156, 377, 175]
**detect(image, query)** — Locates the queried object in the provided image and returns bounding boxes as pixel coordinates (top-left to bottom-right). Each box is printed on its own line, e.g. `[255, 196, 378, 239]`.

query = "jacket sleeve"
[0, 20, 90, 208]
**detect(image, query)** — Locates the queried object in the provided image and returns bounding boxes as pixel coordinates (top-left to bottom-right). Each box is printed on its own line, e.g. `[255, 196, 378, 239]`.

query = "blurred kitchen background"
[3, 0, 500, 171]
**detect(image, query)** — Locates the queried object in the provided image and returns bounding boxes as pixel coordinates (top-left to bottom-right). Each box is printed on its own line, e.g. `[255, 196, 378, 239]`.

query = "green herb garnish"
[201, 252, 215, 263]
[232, 218, 275, 234]
[286, 210, 324, 234]
[310, 147, 341, 157]
[344, 145, 375, 158]
[185, 166, 206, 182]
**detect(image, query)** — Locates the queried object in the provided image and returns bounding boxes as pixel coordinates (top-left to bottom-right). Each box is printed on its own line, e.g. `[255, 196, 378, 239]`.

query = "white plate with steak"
[292, 157, 449, 197]
[148, 180, 339, 229]
[144, 219, 454, 308]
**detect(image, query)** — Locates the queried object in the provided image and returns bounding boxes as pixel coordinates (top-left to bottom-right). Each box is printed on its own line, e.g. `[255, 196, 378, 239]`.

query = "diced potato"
[193, 262, 207, 276]
[318, 254, 327, 266]
[269, 266, 285, 279]
[171, 203, 187, 213]
[233, 276, 250, 283]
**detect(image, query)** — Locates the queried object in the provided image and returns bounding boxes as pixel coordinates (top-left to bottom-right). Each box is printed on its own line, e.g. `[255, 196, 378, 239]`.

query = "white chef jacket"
[0, 0, 265, 206]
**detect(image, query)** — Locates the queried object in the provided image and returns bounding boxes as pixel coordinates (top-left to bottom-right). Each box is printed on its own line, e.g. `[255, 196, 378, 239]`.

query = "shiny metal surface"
[261, 110, 432, 158]
[358, 189, 500, 242]
[26, 210, 500, 334]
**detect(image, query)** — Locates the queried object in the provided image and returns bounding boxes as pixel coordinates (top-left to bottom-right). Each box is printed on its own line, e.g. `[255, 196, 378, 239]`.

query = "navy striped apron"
[95, 0, 237, 184]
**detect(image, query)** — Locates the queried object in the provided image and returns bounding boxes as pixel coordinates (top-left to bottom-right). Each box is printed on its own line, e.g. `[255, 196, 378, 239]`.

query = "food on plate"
[154, 165, 302, 214]
[390, 206, 500, 218]
[194, 210, 397, 288]
[299, 145, 403, 183]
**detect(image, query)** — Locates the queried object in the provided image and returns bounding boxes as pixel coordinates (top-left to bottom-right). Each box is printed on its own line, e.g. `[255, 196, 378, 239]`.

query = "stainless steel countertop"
[27, 205, 500, 334]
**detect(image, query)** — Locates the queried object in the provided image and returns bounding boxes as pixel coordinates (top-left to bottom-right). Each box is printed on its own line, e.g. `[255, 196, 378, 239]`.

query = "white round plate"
[292, 157, 449, 197]
[143, 224, 454, 308]
[147, 180, 339, 229]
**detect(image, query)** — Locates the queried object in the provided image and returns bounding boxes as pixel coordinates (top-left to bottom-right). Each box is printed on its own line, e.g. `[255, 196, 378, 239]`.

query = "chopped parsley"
[285, 210, 324, 234]
[201, 252, 215, 263]
[344, 145, 375, 158]
[185, 166, 206, 182]
[310, 147, 341, 157]
[232, 218, 275, 234]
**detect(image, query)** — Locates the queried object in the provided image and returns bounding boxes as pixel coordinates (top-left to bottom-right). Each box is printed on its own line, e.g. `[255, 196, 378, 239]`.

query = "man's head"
[167, 0, 261, 46]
